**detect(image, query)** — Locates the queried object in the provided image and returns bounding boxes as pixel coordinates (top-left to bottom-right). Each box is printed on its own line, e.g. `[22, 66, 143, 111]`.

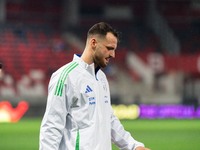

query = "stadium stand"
[0, 0, 200, 112]
[157, 0, 200, 54]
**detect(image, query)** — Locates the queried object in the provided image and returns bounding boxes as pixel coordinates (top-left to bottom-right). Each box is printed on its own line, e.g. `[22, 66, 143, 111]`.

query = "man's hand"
[135, 146, 151, 150]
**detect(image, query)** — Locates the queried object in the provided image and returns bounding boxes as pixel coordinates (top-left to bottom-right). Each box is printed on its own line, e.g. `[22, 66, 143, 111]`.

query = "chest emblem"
[85, 85, 96, 105]
[85, 85, 93, 93]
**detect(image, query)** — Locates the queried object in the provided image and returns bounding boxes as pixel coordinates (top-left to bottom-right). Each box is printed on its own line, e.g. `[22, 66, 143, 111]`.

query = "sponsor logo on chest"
[85, 85, 96, 105]
[85, 84, 109, 105]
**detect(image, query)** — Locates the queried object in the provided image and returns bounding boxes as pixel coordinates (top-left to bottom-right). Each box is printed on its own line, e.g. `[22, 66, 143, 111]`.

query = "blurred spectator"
[13, 23, 27, 42]
[51, 37, 65, 52]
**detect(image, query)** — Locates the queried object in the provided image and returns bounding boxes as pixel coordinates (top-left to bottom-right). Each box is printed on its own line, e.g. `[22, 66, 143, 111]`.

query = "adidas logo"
[85, 85, 93, 93]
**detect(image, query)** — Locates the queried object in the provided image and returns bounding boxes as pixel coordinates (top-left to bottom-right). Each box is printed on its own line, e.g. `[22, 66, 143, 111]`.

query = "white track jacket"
[40, 54, 144, 150]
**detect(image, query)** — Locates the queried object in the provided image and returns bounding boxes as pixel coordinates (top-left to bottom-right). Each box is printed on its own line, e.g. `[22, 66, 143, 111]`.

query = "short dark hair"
[87, 22, 119, 41]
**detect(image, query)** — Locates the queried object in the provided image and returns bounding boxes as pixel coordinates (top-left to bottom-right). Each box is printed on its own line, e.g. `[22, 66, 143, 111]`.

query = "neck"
[81, 48, 93, 65]
[81, 50, 100, 69]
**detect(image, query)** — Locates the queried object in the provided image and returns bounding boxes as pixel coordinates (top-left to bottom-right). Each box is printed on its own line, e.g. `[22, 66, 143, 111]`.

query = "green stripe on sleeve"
[54, 62, 76, 95]
[54, 62, 78, 96]
[57, 63, 78, 96]
[75, 130, 80, 150]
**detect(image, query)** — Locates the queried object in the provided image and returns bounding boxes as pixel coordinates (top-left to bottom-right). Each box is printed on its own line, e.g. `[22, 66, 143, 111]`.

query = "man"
[40, 22, 150, 150]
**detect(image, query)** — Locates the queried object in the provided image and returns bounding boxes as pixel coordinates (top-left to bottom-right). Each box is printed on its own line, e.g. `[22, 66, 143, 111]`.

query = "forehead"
[104, 32, 118, 46]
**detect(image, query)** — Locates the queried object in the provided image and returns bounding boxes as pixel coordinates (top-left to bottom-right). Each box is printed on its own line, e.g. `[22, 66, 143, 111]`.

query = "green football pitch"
[0, 118, 200, 150]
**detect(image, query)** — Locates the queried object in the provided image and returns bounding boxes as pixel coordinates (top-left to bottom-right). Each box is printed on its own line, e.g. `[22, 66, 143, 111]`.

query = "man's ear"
[90, 38, 97, 49]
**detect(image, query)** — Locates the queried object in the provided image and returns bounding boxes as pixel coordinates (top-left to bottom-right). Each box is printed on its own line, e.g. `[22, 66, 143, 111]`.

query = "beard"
[93, 53, 107, 68]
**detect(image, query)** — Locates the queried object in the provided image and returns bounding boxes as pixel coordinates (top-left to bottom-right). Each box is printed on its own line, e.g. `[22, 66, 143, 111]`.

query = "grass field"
[0, 118, 200, 150]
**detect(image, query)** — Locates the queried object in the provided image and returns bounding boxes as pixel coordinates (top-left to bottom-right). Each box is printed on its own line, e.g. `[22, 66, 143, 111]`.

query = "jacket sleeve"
[39, 76, 69, 150]
[111, 110, 144, 150]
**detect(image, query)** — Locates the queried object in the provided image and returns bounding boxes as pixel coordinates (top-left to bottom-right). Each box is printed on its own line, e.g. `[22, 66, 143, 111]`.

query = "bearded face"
[92, 32, 118, 68]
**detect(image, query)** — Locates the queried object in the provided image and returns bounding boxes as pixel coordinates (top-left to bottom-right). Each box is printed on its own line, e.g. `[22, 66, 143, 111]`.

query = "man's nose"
[110, 50, 115, 58]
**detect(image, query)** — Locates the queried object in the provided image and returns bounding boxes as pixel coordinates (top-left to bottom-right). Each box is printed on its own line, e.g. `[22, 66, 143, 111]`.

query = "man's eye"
[106, 47, 114, 50]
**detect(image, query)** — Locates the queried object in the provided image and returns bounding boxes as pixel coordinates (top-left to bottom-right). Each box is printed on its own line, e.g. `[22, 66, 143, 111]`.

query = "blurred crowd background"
[0, 0, 200, 117]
